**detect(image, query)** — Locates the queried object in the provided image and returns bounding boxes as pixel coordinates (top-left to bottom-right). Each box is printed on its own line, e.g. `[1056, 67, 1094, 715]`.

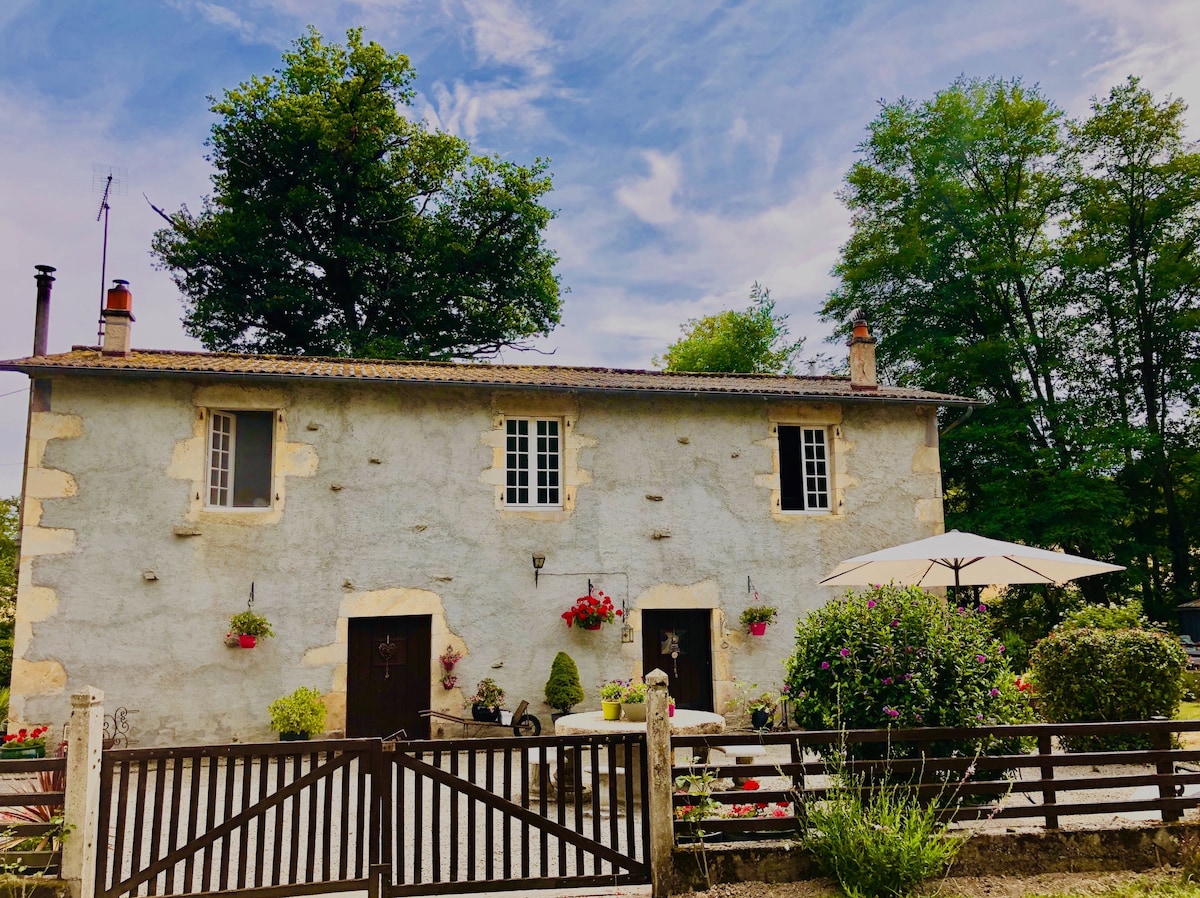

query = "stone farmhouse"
[2, 270, 973, 745]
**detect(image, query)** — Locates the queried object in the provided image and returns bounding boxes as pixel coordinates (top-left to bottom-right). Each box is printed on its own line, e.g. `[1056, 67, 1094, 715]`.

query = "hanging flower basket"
[740, 605, 777, 635]
[562, 590, 621, 629]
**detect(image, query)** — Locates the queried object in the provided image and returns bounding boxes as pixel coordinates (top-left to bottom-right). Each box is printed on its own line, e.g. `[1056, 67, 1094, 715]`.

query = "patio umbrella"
[820, 529, 1125, 590]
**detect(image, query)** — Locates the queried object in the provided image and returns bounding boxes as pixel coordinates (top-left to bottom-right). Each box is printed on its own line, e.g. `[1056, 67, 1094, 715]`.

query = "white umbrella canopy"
[820, 529, 1125, 589]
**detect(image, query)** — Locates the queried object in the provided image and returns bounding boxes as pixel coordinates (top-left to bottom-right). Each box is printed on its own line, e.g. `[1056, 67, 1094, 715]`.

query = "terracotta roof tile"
[0, 347, 979, 405]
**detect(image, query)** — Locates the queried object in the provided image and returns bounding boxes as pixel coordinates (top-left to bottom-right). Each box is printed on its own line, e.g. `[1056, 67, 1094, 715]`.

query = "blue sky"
[2, 0, 1199, 495]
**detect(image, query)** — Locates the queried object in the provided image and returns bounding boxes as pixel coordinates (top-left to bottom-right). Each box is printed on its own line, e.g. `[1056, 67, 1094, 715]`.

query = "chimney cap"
[111, 279, 130, 288]
[35, 265, 57, 275]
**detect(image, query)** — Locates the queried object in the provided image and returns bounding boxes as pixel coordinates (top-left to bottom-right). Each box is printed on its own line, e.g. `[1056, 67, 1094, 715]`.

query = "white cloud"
[615, 151, 683, 226]
[1068, 0, 1200, 120]
[460, 0, 554, 78]
[428, 79, 555, 142]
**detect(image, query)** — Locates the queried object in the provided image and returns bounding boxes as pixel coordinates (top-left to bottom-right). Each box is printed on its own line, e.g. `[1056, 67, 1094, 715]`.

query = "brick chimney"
[847, 316, 877, 390]
[101, 279, 134, 357]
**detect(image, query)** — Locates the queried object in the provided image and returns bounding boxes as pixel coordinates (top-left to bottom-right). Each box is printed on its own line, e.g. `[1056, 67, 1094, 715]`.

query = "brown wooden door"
[347, 615, 431, 739]
[641, 609, 713, 711]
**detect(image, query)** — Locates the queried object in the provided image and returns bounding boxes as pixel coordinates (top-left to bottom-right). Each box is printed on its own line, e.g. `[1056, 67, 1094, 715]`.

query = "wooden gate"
[95, 739, 383, 898]
[96, 733, 651, 897]
[385, 733, 650, 895]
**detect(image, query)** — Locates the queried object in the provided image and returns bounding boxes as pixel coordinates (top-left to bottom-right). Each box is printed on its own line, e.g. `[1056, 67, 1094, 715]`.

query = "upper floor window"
[778, 425, 830, 512]
[505, 417, 561, 508]
[208, 410, 274, 509]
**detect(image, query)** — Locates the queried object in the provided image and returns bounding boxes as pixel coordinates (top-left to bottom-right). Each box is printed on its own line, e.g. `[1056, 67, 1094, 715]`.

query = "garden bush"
[1056, 597, 1155, 632]
[1028, 625, 1186, 751]
[543, 651, 584, 714]
[784, 584, 1031, 760]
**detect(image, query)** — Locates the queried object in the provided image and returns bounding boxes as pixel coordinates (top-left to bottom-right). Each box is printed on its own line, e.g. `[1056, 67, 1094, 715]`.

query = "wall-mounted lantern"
[532, 553, 546, 587]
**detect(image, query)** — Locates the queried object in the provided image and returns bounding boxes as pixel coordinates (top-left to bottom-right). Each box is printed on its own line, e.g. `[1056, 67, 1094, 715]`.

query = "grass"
[1176, 701, 1200, 720]
[1016, 881, 1200, 898]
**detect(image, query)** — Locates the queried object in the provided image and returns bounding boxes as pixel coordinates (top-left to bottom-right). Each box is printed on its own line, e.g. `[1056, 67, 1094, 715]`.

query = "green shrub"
[267, 687, 327, 737]
[1029, 626, 1186, 751]
[1057, 598, 1155, 632]
[543, 651, 584, 713]
[800, 774, 965, 898]
[784, 585, 1031, 760]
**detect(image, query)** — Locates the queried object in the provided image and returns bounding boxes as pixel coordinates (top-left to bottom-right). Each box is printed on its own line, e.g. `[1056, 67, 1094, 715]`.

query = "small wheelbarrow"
[420, 699, 542, 738]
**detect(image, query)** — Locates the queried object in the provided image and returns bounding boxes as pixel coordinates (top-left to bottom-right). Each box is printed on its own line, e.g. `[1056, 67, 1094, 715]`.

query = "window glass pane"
[503, 417, 563, 508]
[778, 426, 803, 511]
[231, 411, 274, 507]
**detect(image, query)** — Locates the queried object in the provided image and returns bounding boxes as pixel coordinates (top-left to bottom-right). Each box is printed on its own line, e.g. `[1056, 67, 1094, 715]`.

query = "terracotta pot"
[621, 702, 647, 722]
[239, 634, 257, 648]
[749, 621, 768, 636]
[601, 700, 621, 721]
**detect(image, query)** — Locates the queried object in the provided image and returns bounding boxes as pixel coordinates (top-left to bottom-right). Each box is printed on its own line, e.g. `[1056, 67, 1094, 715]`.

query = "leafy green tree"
[825, 75, 1200, 620]
[0, 497, 15, 606]
[0, 497, 17, 690]
[152, 27, 561, 360]
[1064, 77, 1200, 610]
[656, 283, 802, 373]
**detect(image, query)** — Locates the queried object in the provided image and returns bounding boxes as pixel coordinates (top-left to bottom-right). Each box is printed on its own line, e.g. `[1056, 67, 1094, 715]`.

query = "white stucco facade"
[8, 366, 950, 745]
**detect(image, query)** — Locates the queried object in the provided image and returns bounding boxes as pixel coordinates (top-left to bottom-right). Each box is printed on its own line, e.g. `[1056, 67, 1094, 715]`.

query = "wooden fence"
[672, 719, 1200, 842]
[0, 755, 67, 877]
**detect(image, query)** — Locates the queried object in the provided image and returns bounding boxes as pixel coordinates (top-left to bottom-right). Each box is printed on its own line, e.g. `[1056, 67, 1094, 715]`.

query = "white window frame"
[206, 409, 275, 510]
[504, 417, 563, 509]
[778, 425, 831, 514]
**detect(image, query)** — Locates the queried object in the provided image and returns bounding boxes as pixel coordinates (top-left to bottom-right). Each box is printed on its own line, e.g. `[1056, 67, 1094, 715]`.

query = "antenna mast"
[92, 164, 128, 344]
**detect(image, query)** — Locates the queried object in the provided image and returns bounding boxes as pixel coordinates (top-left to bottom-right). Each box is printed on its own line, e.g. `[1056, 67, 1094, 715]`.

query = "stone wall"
[11, 374, 943, 744]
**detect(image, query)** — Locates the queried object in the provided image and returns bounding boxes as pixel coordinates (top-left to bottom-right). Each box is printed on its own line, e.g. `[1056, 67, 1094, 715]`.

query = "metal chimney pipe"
[33, 265, 56, 356]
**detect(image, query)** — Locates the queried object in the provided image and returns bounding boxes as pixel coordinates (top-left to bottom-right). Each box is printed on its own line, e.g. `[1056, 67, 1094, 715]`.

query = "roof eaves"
[0, 355, 985, 407]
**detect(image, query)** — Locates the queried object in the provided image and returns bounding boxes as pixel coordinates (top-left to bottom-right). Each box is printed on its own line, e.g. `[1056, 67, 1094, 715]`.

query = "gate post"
[63, 686, 104, 898]
[645, 668, 674, 897]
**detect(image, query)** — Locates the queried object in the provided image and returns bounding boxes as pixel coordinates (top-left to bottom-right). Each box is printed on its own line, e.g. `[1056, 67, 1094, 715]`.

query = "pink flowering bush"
[784, 584, 1032, 759]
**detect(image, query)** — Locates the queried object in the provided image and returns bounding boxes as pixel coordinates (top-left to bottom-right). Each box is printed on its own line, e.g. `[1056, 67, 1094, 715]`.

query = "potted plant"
[544, 652, 585, 718]
[561, 590, 622, 630]
[267, 687, 326, 740]
[1, 726, 50, 759]
[598, 680, 624, 721]
[620, 680, 648, 722]
[466, 678, 505, 723]
[439, 646, 462, 672]
[441, 674, 458, 690]
[747, 690, 778, 730]
[229, 610, 274, 648]
[740, 604, 778, 636]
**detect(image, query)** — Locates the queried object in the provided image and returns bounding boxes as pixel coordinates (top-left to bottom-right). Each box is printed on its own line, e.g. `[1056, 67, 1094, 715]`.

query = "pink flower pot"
[239, 634, 257, 648]
[749, 621, 768, 636]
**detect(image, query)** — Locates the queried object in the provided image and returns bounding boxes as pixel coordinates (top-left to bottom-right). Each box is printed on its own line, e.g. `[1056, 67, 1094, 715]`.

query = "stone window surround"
[481, 394, 592, 519]
[760, 404, 847, 519]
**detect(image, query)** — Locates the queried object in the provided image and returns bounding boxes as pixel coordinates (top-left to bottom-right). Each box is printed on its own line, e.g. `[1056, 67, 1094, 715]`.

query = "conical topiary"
[544, 651, 585, 714]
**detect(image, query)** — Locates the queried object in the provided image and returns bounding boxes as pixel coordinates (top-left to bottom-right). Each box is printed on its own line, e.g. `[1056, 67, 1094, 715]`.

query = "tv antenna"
[92, 164, 128, 344]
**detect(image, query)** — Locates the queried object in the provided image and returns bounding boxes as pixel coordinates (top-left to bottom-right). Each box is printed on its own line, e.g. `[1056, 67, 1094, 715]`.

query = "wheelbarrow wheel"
[514, 714, 541, 737]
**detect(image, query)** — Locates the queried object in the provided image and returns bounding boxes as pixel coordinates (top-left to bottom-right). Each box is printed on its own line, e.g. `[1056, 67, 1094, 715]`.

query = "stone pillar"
[63, 687, 104, 898]
[645, 667, 675, 897]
